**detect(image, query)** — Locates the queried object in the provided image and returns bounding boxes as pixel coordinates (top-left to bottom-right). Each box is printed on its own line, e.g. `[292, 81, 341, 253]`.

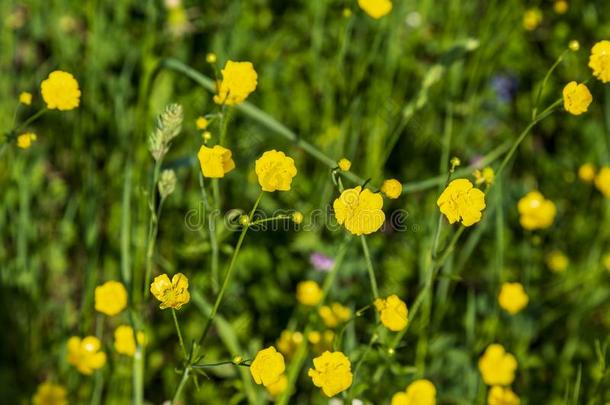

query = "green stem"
[143, 160, 163, 298]
[360, 236, 379, 299]
[171, 368, 190, 405]
[210, 179, 221, 292]
[345, 330, 378, 403]
[198, 192, 264, 347]
[249, 215, 291, 226]
[14, 107, 47, 133]
[172, 309, 188, 360]
[532, 50, 568, 120]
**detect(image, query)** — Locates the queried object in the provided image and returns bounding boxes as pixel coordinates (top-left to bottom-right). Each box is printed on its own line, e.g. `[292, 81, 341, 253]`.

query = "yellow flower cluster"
[308, 351, 353, 397]
[255, 150, 298, 192]
[488, 386, 521, 405]
[517, 191, 556, 230]
[308, 330, 336, 354]
[498, 282, 529, 315]
[67, 336, 106, 375]
[374, 294, 408, 332]
[474, 167, 495, 186]
[296, 280, 323, 306]
[150, 272, 190, 309]
[358, 0, 392, 19]
[277, 330, 304, 357]
[114, 325, 145, 357]
[319, 303, 351, 328]
[94, 280, 128, 316]
[391, 379, 437, 405]
[214, 60, 258, 105]
[32, 381, 67, 405]
[594, 166, 610, 197]
[334, 186, 385, 235]
[198, 145, 236, 178]
[478, 344, 517, 386]
[41, 70, 81, 110]
[437, 179, 486, 227]
[17, 132, 37, 149]
[250, 346, 286, 387]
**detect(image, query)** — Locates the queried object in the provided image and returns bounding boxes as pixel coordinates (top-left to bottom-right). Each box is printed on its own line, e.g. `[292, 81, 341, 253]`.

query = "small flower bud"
[337, 158, 352, 171]
[232, 355, 243, 365]
[206, 53, 217, 63]
[292, 211, 304, 224]
[568, 40, 580, 51]
[239, 215, 250, 227]
[202, 131, 212, 141]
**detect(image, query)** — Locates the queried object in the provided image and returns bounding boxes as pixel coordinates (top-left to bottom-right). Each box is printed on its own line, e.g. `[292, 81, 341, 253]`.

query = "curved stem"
[360, 236, 379, 300]
[171, 368, 190, 405]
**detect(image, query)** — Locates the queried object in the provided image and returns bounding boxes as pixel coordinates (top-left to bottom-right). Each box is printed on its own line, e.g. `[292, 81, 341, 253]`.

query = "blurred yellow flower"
[292, 211, 304, 224]
[319, 303, 352, 328]
[198, 145, 236, 178]
[266, 374, 288, 397]
[308, 351, 353, 397]
[277, 330, 303, 357]
[255, 150, 297, 192]
[578, 163, 596, 182]
[594, 166, 610, 197]
[296, 280, 323, 306]
[374, 294, 408, 332]
[41, 70, 81, 110]
[474, 167, 495, 186]
[391, 379, 437, 405]
[94, 280, 127, 316]
[437, 179, 486, 227]
[602, 253, 610, 272]
[19, 91, 32, 105]
[553, 0, 568, 14]
[196, 116, 209, 130]
[498, 282, 529, 315]
[307, 330, 335, 354]
[32, 381, 67, 405]
[478, 344, 517, 386]
[589, 40, 610, 83]
[114, 325, 145, 357]
[562, 82, 592, 115]
[334, 186, 385, 235]
[67, 336, 106, 375]
[569, 40, 580, 51]
[517, 191, 556, 230]
[546, 250, 569, 273]
[250, 346, 285, 387]
[381, 178, 402, 199]
[17, 132, 37, 149]
[488, 386, 520, 405]
[206, 52, 217, 63]
[213, 60, 258, 105]
[338, 158, 352, 171]
[150, 273, 190, 310]
[522, 8, 542, 31]
[358, 0, 392, 19]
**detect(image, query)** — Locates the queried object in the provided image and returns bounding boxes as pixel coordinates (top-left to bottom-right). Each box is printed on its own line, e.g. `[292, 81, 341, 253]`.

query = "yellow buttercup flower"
[589, 40, 610, 83]
[198, 145, 236, 178]
[17, 132, 37, 149]
[255, 150, 297, 192]
[19, 91, 32, 105]
[196, 116, 209, 130]
[333, 186, 385, 235]
[277, 330, 304, 357]
[114, 325, 145, 357]
[296, 280, 323, 306]
[67, 336, 107, 375]
[40, 70, 81, 110]
[546, 250, 569, 273]
[150, 273, 190, 309]
[381, 178, 403, 199]
[206, 52, 217, 63]
[437, 179, 486, 227]
[517, 191, 556, 230]
[594, 166, 610, 197]
[213, 60, 258, 105]
[308, 351, 353, 397]
[308, 330, 335, 354]
[478, 344, 517, 386]
[292, 211, 304, 224]
[358, 0, 392, 19]
[562, 81, 592, 115]
[374, 294, 408, 332]
[391, 379, 437, 405]
[32, 381, 67, 405]
[488, 386, 520, 405]
[250, 346, 285, 387]
[553, 0, 568, 14]
[522, 8, 542, 31]
[578, 163, 596, 182]
[474, 167, 495, 186]
[498, 283, 529, 315]
[94, 280, 127, 316]
[266, 374, 288, 397]
[319, 303, 352, 328]
[338, 158, 352, 171]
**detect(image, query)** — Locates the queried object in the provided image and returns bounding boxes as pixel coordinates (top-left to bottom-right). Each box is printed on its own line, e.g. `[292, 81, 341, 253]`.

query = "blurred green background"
[1, 0, 610, 403]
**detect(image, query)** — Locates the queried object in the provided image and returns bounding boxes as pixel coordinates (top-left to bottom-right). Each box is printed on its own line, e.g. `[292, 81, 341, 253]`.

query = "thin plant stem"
[171, 368, 190, 405]
[210, 179, 221, 292]
[345, 329, 379, 403]
[172, 309, 188, 360]
[14, 107, 47, 133]
[360, 235, 379, 299]
[143, 159, 163, 298]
